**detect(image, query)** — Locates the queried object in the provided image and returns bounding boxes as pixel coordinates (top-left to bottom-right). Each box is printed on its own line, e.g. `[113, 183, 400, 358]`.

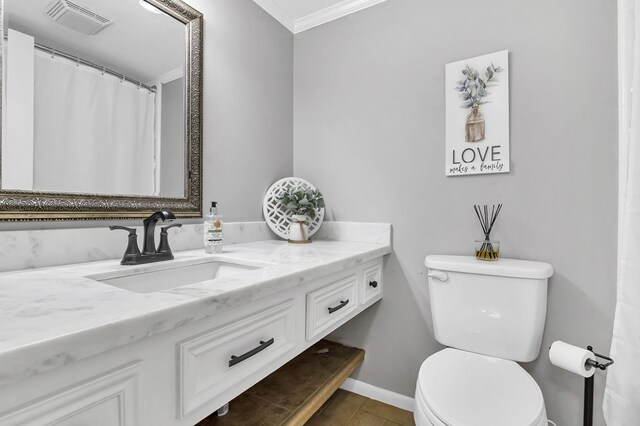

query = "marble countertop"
[0, 237, 391, 386]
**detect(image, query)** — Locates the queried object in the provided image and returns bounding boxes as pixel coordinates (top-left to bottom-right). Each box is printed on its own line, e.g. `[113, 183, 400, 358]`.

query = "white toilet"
[415, 255, 554, 426]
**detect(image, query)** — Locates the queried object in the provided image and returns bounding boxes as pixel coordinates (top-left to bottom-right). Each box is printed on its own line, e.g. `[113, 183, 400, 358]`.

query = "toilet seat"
[415, 348, 547, 426]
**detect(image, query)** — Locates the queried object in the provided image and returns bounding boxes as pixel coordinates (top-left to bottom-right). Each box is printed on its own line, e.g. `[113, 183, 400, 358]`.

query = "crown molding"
[253, 0, 389, 34]
[253, 0, 295, 32]
[294, 0, 389, 33]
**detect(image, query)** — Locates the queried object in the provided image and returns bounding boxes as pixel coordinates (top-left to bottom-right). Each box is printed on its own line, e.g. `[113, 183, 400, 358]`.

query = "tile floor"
[306, 389, 415, 426]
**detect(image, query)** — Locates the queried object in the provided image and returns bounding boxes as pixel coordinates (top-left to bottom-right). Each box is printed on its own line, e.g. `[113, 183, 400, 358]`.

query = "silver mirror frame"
[0, 0, 203, 221]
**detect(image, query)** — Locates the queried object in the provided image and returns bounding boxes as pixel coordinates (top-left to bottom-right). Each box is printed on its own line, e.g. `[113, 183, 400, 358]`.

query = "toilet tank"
[425, 255, 553, 362]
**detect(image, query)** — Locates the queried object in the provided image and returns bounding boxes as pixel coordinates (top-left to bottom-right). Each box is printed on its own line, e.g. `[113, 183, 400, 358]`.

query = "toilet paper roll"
[549, 341, 595, 378]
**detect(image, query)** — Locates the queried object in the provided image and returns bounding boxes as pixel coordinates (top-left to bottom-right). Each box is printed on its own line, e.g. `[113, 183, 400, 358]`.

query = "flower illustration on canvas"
[454, 63, 503, 142]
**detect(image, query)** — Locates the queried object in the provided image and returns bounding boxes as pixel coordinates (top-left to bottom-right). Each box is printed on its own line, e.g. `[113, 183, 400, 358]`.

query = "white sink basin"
[88, 259, 266, 294]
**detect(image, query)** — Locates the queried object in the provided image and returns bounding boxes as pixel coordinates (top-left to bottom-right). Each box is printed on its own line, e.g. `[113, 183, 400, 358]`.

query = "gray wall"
[189, 0, 293, 221]
[293, 0, 618, 424]
[1, 0, 293, 233]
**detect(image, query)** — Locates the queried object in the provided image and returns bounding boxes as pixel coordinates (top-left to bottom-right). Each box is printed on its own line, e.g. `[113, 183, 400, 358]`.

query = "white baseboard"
[340, 378, 415, 412]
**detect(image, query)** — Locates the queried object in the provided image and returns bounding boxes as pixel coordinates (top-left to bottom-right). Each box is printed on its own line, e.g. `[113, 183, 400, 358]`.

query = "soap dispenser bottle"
[204, 201, 223, 253]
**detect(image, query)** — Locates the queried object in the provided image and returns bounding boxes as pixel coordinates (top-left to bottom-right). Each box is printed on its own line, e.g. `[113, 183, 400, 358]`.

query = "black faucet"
[110, 211, 180, 265]
[142, 210, 177, 255]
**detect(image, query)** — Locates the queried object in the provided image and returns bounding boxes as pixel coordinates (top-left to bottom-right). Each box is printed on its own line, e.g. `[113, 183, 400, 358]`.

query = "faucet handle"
[109, 226, 141, 264]
[109, 225, 137, 235]
[158, 223, 182, 254]
[161, 223, 182, 232]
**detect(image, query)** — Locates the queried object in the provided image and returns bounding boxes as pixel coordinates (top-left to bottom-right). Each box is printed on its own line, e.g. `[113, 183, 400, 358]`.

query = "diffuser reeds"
[473, 204, 502, 260]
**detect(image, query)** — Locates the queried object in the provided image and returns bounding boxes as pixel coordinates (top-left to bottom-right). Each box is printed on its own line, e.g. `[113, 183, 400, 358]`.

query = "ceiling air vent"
[45, 0, 112, 35]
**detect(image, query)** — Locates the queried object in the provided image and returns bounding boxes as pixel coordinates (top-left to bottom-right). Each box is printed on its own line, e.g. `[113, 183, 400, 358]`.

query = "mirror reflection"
[2, 0, 186, 197]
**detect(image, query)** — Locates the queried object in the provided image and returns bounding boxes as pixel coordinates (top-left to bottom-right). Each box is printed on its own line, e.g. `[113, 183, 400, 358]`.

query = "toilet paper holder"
[584, 345, 614, 371]
[583, 345, 614, 426]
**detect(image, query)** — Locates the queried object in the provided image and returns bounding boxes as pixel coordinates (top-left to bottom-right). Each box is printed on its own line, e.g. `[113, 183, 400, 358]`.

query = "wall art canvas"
[445, 50, 510, 176]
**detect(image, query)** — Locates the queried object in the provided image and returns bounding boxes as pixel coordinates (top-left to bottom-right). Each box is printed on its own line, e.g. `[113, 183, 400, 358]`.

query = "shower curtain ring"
[120, 74, 125, 83]
[76, 57, 80, 67]
[50, 48, 55, 59]
[101, 66, 105, 76]
[138, 82, 142, 90]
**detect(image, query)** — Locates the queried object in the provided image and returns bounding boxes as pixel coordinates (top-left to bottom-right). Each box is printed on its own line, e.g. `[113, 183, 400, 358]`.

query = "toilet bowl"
[414, 348, 547, 426]
[417, 255, 553, 426]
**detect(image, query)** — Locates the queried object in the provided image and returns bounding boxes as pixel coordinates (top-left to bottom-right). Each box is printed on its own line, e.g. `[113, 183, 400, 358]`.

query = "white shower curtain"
[33, 50, 156, 195]
[603, 0, 640, 424]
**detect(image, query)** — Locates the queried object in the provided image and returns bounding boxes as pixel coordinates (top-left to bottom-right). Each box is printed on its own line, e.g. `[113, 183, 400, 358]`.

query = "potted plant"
[279, 188, 325, 243]
[455, 63, 503, 142]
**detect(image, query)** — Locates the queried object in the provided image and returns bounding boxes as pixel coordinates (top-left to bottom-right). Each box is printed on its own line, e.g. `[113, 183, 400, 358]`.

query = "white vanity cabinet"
[0, 257, 384, 426]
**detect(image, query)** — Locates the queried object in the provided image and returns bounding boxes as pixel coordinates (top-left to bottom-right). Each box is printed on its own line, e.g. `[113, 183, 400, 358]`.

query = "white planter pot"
[288, 215, 311, 243]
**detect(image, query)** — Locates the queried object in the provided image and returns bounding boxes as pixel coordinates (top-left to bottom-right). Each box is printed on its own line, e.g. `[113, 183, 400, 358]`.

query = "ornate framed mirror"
[0, 0, 202, 220]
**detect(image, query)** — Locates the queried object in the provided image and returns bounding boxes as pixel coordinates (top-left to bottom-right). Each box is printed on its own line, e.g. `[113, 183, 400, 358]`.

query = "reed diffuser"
[473, 204, 502, 260]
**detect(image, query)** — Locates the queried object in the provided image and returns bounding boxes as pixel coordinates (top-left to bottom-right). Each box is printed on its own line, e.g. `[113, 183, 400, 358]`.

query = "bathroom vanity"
[0, 231, 390, 425]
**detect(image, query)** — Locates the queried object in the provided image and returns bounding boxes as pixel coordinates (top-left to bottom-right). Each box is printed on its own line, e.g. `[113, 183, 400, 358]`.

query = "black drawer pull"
[369, 280, 378, 288]
[229, 338, 274, 367]
[328, 299, 349, 314]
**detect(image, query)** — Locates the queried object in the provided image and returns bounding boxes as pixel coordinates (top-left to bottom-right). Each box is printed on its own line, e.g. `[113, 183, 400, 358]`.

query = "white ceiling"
[253, 0, 389, 33]
[5, 0, 185, 82]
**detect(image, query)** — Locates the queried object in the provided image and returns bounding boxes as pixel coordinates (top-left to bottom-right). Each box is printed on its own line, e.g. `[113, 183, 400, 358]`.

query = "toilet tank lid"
[425, 255, 553, 279]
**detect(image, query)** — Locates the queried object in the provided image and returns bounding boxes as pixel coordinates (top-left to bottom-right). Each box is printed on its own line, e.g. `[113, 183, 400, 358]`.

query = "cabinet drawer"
[306, 275, 358, 341]
[361, 261, 383, 305]
[178, 300, 296, 418]
[0, 362, 141, 426]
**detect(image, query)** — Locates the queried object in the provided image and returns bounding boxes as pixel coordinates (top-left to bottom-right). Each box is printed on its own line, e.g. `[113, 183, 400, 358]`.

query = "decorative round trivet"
[262, 177, 325, 240]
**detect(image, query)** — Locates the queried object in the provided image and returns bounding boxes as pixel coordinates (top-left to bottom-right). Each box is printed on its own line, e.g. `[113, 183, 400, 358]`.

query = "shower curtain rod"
[3, 36, 157, 93]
